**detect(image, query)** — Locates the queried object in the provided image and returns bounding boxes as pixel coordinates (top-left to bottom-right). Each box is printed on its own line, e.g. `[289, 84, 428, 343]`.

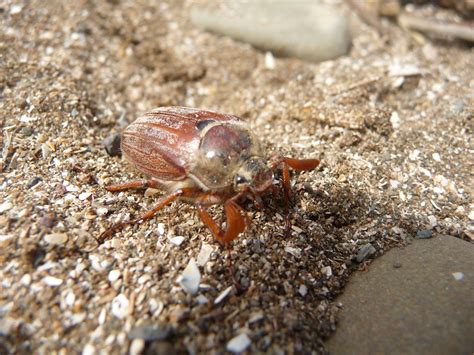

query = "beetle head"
[234, 157, 273, 193]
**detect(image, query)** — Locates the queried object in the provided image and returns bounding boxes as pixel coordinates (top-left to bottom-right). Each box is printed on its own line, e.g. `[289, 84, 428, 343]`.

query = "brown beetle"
[102, 107, 319, 245]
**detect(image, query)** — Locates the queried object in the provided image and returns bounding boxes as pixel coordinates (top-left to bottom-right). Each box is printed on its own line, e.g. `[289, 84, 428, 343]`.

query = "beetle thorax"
[189, 122, 267, 191]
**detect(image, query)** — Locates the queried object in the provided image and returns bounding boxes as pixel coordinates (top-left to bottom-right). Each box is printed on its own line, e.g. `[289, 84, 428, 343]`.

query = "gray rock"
[416, 229, 433, 239]
[190, 1, 351, 63]
[355, 243, 376, 263]
[102, 132, 121, 157]
[128, 323, 174, 342]
[326, 236, 474, 354]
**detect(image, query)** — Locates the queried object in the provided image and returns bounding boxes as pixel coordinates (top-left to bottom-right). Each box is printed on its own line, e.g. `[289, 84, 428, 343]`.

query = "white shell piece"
[226, 333, 251, 353]
[178, 258, 201, 295]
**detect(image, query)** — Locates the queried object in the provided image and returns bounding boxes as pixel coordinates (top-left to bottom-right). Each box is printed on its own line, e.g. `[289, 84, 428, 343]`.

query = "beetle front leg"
[105, 179, 162, 192]
[197, 200, 247, 246]
[270, 155, 320, 234]
[100, 187, 200, 241]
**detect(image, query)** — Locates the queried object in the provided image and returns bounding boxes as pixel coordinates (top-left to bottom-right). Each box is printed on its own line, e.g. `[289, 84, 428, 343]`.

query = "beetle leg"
[197, 200, 247, 246]
[100, 188, 198, 241]
[105, 179, 161, 192]
[270, 156, 319, 235]
[281, 162, 292, 234]
[222, 201, 247, 244]
[270, 154, 320, 172]
[280, 157, 320, 171]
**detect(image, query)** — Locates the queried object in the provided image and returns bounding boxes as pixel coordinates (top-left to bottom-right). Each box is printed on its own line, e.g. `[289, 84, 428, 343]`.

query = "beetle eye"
[235, 175, 247, 185]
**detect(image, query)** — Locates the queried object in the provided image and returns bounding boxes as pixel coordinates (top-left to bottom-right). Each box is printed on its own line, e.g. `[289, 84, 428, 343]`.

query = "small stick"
[399, 14, 474, 42]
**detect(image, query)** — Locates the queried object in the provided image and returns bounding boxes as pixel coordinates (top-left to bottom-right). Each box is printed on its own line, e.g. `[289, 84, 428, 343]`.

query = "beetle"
[101, 106, 319, 246]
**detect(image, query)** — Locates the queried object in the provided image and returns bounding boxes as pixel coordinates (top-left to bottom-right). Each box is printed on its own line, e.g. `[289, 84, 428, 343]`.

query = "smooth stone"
[129, 338, 144, 355]
[325, 236, 474, 354]
[190, 1, 351, 63]
[44, 233, 68, 245]
[226, 333, 252, 353]
[102, 132, 121, 157]
[355, 243, 376, 263]
[0, 235, 14, 248]
[416, 229, 433, 239]
[128, 323, 174, 341]
[178, 258, 201, 295]
[111, 294, 129, 319]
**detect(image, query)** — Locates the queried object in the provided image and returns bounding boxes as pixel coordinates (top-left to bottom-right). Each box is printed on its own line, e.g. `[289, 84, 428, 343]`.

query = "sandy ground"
[0, 0, 472, 353]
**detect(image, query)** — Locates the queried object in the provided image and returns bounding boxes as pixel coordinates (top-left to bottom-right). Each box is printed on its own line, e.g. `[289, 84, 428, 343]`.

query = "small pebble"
[129, 338, 145, 355]
[416, 229, 433, 239]
[298, 284, 308, 297]
[428, 215, 437, 228]
[149, 299, 164, 316]
[409, 149, 420, 161]
[27, 177, 42, 188]
[83, 344, 95, 355]
[214, 286, 233, 304]
[393, 261, 402, 268]
[44, 233, 68, 245]
[129, 323, 173, 341]
[98, 309, 107, 325]
[108, 269, 121, 283]
[19, 114, 37, 123]
[178, 258, 200, 295]
[111, 294, 130, 319]
[17, 99, 29, 110]
[226, 333, 252, 353]
[41, 143, 51, 159]
[169, 236, 185, 246]
[157, 223, 166, 236]
[102, 133, 122, 157]
[196, 243, 213, 266]
[43, 276, 63, 287]
[96, 206, 109, 216]
[169, 308, 189, 323]
[10, 5, 23, 15]
[265, 51, 276, 69]
[0, 234, 14, 247]
[434, 175, 449, 187]
[468, 210, 474, 221]
[65, 292, 76, 307]
[196, 295, 209, 305]
[138, 274, 151, 284]
[285, 246, 301, 258]
[390, 180, 400, 189]
[0, 201, 13, 213]
[20, 274, 31, 286]
[249, 312, 264, 323]
[66, 184, 79, 192]
[144, 188, 160, 197]
[452, 272, 464, 281]
[79, 192, 92, 201]
[291, 225, 304, 234]
[356, 243, 376, 263]
[321, 266, 332, 277]
[390, 111, 400, 129]
[0, 317, 20, 336]
[433, 186, 445, 194]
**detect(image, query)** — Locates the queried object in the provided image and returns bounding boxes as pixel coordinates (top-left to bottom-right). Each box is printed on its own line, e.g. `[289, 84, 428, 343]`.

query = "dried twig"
[399, 13, 474, 42]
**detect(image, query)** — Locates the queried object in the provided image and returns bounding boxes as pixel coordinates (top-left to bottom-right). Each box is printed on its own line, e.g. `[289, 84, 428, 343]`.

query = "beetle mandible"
[101, 106, 319, 245]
